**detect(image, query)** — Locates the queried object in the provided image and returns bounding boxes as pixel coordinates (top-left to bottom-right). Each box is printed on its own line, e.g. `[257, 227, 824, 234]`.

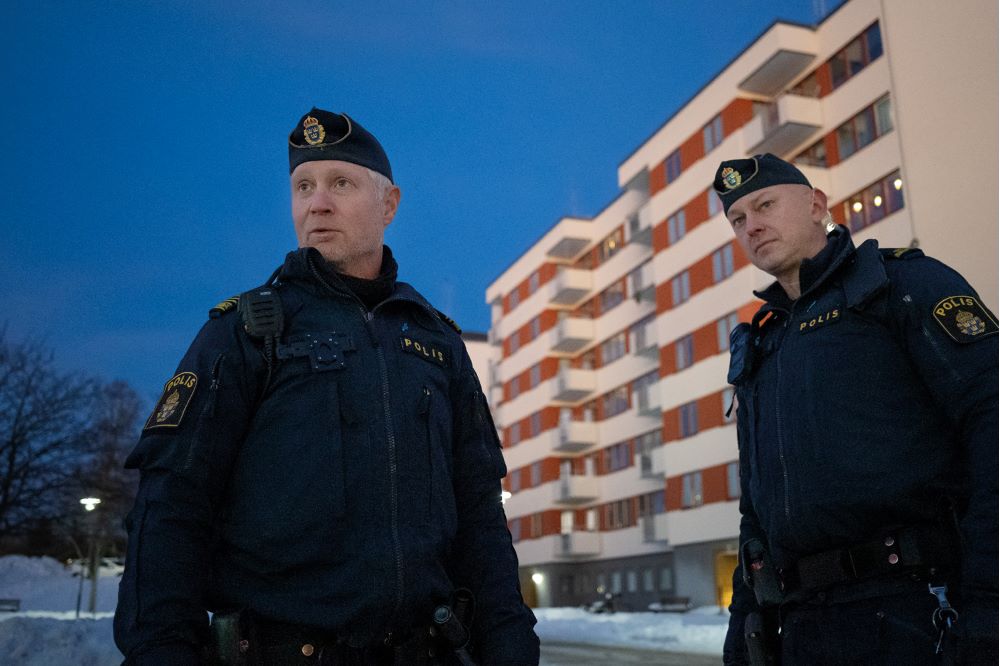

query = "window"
[794, 139, 827, 168]
[830, 22, 883, 90]
[509, 289, 520, 309]
[600, 281, 626, 312]
[639, 490, 665, 515]
[702, 114, 723, 153]
[675, 334, 694, 371]
[659, 567, 673, 591]
[530, 411, 542, 437]
[836, 96, 893, 162]
[712, 244, 735, 282]
[727, 461, 741, 499]
[611, 571, 623, 594]
[601, 332, 627, 365]
[510, 519, 521, 542]
[671, 271, 691, 306]
[627, 570, 638, 593]
[602, 386, 630, 419]
[667, 210, 686, 245]
[789, 70, 821, 98]
[633, 371, 659, 412]
[529, 271, 540, 293]
[509, 377, 520, 400]
[665, 150, 682, 184]
[722, 387, 736, 423]
[643, 569, 655, 592]
[599, 228, 624, 263]
[606, 441, 631, 472]
[531, 461, 541, 486]
[707, 189, 722, 217]
[509, 333, 520, 354]
[509, 422, 521, 446]
[682, 471, 704, 508]
[529, 363, 541, 388]
[530, 316, 541, 339]
[841, 171, 905, 232]
[716, 312, 739, 352]
[680, 401, 699, 437]
[632, 314, 656, 353]
[510, 468, 520, 492]
[530, 514, 542, 538]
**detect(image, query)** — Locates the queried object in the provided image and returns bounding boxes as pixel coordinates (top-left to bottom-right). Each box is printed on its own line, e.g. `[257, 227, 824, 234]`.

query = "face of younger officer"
[291, 159, 400, 279]
[726, 183, 829, 288]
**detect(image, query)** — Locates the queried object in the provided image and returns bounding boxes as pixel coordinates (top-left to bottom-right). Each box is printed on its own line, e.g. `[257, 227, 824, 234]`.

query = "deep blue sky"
[1, 0, 843, 404]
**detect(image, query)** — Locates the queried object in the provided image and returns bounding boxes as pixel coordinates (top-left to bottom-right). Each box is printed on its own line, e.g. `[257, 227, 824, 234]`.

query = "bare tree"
[0, 330, 94, 540]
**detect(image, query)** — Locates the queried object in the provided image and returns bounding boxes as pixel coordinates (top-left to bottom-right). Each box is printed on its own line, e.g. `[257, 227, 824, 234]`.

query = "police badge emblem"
[303, 115, 326, 146]
[932, 295, 998, 343]
[721, 167, 742, 190]
[955, 310, 986, 336]
[144, 371, 198, 430]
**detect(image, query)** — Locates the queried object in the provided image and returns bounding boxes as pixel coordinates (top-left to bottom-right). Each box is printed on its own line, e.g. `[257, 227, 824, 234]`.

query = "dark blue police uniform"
[114, 246, 539, 665]
[724, 227, 998, 664]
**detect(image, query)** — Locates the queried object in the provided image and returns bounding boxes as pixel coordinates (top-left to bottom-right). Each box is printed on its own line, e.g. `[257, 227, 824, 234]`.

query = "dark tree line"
[0, 330, 143, 557]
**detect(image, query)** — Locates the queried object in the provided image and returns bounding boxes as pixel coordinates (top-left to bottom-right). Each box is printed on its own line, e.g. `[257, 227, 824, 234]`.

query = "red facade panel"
[721, 98, 755, 136]
[650, 162, 667, 195]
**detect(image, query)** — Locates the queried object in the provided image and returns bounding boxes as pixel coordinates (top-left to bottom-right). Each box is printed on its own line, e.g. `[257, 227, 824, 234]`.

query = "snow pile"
[0, 555, 726, 663]
[534, 606, 727, 655]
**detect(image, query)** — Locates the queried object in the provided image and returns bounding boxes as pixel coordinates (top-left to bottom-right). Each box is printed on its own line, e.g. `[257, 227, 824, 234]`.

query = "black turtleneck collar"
[312, 245, 399, 310]
[755, 226, 854, 309]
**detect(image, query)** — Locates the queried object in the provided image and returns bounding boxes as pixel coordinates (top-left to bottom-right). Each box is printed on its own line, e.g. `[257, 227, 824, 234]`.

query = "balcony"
[745, 93, 823, 156]
[550, 368, 596, 403]
[738, 48, 816, 97]
[628, 204, 654, 246]
[553, 474, 600, 505]
[641, 515, 669, 544]
[548, 268, 592, 306]
[552, 421, 598, 454]
[553, 531, 602, 559]
[551, 317, 595, 354]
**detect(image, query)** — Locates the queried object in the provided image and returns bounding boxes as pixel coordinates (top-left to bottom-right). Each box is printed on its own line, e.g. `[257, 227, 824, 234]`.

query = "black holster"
[207, 609, 260, 665]
[744, 609, 780, 666]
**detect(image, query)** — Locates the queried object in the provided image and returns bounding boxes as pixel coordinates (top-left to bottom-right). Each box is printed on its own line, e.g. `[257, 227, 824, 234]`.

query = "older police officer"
[114, 108, 539, 665]
[718, 154, 997, 665]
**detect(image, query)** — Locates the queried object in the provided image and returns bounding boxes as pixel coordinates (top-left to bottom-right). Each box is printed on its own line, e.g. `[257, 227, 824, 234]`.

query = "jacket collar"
[753, 226, 855, 311]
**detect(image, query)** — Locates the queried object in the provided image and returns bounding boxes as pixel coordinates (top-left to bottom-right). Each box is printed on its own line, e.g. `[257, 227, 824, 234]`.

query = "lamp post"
[80, 497, 102, 617]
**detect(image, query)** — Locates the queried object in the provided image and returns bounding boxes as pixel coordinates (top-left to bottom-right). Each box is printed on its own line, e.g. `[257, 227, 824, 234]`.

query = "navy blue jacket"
[724, 229, 998, 658]
[114, 247, 539, 664]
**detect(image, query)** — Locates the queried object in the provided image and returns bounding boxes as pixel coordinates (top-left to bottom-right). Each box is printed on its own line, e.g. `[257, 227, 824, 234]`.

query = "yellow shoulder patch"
[209, 295, 240, 319]
[435, 309, 461, 334]
[932, 295, 999, 344]
[144, 372, 198, 430]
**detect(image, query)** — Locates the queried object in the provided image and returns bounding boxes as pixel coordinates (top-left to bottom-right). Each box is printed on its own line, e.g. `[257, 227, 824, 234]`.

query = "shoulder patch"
[209, 295, 240, 319]
[932, 295, 999, 343]
[144, 372, 198, 430]
[435, 309, 461, 334]
[880, 247, 924, 260]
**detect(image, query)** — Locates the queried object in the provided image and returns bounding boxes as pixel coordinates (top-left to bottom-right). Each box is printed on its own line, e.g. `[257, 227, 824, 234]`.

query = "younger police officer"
[114, 109, 540, 665]
[717, 154, 998, 664]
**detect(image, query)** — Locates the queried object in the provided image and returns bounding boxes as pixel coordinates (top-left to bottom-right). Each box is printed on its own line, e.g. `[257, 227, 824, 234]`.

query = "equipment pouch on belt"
[208, 609, 258, 665]
[742, 538, 784, 607]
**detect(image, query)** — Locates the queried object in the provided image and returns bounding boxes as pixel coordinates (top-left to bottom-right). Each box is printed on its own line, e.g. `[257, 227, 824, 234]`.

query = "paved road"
[540, 641, 719, 665]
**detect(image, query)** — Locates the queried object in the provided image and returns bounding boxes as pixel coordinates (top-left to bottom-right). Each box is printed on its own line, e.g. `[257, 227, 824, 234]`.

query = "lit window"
[682, 471, 703, 507]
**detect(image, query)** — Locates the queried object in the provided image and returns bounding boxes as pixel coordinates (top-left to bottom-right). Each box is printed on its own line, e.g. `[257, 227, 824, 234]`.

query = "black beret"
[288, 107, 393, 182]
[712, 153, 811, 214]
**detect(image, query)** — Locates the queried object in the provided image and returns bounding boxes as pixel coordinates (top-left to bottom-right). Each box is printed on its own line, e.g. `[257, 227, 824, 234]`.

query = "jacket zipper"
[773, 311, 792, 521]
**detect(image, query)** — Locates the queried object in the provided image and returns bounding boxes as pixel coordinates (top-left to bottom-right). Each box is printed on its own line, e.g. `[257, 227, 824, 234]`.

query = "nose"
[309, 188, 335, 214]
[744, 212, 765, 236]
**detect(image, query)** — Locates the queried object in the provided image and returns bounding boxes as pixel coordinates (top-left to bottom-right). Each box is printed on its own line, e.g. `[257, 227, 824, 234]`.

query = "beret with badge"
[289, 107, 393, 182]
[713, 153, 811, 215]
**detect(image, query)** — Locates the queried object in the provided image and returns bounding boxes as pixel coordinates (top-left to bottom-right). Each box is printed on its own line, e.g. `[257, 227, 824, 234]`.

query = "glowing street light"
[80, 497, 101, 512]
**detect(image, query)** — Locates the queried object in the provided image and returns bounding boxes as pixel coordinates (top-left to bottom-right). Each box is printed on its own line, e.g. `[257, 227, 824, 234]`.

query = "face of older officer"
[726, 183, 829, 298]
[291, 159, 401, 280]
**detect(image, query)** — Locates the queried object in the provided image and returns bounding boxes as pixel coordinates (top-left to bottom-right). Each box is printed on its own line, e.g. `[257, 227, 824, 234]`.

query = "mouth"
[307, 228, 340, 241]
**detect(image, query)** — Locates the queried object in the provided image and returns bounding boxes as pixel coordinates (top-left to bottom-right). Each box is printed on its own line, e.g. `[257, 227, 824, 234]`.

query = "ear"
[810, 188, 829, 224]
[382, 186, 401, 227]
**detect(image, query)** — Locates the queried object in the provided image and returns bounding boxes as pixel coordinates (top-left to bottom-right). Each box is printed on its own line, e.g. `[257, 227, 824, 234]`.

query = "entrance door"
[714, 550, 739, 608]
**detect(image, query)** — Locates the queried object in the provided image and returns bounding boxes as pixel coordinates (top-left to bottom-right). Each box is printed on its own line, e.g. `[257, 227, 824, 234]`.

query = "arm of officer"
[887, 256, 999, 659]
[113, 315, 260, 664]
[447, 348, 540, 666]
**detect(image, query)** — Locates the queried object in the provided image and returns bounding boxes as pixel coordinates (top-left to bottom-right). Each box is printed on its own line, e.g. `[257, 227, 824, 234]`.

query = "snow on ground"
[0, 555, 725, 664]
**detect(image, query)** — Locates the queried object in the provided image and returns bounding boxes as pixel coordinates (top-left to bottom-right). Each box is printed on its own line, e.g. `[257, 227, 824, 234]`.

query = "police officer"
[114, 108, 540, 665]
[716, 154, 998, 664]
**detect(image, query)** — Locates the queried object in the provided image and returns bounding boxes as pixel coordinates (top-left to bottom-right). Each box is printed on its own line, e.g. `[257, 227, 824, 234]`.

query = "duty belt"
[780, 524, 957, 595]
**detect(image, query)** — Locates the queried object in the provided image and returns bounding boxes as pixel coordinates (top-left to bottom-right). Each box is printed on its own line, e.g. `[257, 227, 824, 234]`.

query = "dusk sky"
[2, 0, 843, 406]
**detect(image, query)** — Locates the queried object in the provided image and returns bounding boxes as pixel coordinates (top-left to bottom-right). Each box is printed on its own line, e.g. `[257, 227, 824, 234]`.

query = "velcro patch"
[932, 295, 998, 343]
[144, 372, 198, 430]
[400, 336, 447, 366]
[797, 308, 841, 334]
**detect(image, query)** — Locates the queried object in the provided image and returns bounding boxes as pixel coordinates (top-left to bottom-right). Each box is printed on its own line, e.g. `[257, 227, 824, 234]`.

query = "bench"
[647, 596, 693, 613]
[0, 599, 20, 612]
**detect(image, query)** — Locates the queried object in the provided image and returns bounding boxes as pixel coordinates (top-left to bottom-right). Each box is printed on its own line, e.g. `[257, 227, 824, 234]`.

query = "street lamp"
[76, 496, 102, 617]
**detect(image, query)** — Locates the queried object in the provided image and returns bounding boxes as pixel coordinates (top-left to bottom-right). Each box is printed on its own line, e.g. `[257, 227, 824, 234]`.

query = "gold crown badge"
[303, 115, 326, 145]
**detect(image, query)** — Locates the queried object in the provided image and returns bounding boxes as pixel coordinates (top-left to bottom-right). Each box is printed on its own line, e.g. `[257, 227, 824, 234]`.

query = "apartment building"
[484, 0, 998, 611]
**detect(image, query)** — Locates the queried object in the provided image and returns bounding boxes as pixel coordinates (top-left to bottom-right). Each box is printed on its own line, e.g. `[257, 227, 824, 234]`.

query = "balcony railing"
[551, 317, 595, 354]
[552, 421, 598, 454]
[553, 531, 602, 559]
[548, 268, 592, 306]
[550, 368, 596, 403]
[640, 515, 669, 543]
[553, 474, 600, 505]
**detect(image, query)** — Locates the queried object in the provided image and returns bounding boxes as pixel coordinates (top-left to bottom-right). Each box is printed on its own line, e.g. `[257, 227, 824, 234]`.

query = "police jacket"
[724, 228, 998, 656]
[114, 247, 539, 665]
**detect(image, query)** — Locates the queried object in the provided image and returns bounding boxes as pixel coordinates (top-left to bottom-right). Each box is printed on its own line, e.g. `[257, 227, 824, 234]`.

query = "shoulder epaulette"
[880, 247, 924, 260]
[209, 295, 240, 319]
[435, 309, 462, 335]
